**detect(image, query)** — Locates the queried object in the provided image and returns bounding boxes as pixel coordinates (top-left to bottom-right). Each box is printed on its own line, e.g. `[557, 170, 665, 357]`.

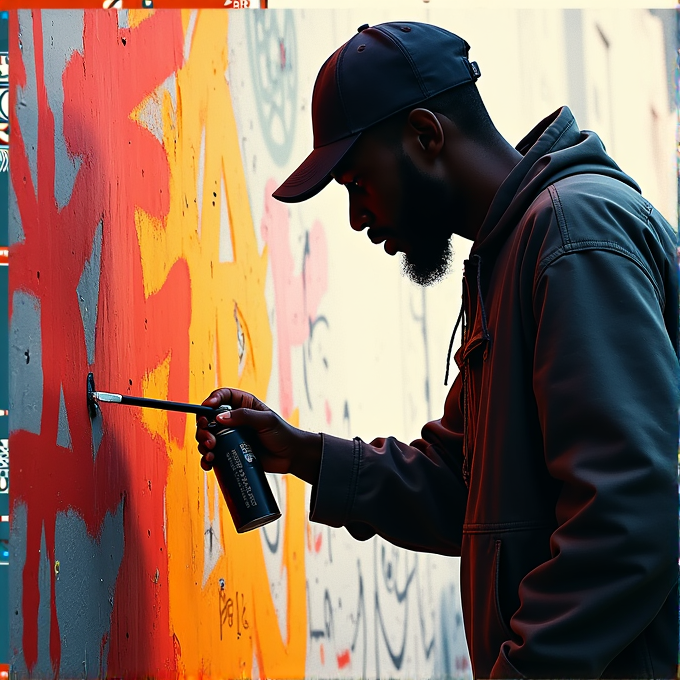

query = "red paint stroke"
[336, 649, 351, 669]
[314, 531, 322, 554]
[99, 631, 109, 678]
[324, 399, 332, 425]
[10, 10, 186, 677]
[260, 178, 328, 420]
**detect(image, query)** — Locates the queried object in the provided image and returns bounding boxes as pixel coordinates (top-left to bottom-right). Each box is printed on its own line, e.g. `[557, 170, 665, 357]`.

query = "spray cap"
[208, 404, 233, 428]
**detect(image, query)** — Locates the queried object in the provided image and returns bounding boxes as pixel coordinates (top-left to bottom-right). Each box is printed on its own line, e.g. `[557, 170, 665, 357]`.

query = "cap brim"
[272, 133, 361, 203]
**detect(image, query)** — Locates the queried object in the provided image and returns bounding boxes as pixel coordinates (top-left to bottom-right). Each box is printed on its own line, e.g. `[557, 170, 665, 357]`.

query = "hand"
[195, 388, 323, 486]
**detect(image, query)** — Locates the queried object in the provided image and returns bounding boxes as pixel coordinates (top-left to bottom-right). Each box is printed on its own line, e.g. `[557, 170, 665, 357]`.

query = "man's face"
[332, 130, 464, 286]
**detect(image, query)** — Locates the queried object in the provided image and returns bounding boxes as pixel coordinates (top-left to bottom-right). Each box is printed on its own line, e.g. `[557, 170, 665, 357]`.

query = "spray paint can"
[207, 406, 281, 533]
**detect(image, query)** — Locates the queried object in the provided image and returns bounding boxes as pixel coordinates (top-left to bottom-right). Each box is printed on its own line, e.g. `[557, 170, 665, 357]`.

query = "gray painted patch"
[10, 291, 43, 435]
[16, 10, 39, 196]
[134, 74, 177, 144]
[9, 502, 28, 673]
[90, 409, 103, 463]
[9, 513, 55, 678]
[117, 10, 129, 30]
[54, 500, 124, 678]
[42, 11, 84, 210]
[36, 524, 53, 675]
[56, 384, 71, 450]
[8, 173, 25, 246]
[245, 10, 298, 167]
[76, 219, 102, 366]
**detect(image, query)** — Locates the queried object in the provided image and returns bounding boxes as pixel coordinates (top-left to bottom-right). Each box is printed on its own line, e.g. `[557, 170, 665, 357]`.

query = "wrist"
[292, 431, 323, 485]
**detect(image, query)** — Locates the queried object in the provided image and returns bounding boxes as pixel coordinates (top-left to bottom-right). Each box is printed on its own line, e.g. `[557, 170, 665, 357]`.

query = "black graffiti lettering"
[233, 590, 249, 638]
[218, 588, 231, 641]
[241, 591, 249, 630]
[306, 578, 325, 640]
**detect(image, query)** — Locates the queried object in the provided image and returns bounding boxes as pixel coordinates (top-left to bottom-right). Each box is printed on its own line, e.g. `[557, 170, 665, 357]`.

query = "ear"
[406, 108, 446, 157]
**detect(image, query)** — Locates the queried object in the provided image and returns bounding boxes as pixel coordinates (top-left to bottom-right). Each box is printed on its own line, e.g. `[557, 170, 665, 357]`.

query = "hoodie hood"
[471, 107, 641, 258]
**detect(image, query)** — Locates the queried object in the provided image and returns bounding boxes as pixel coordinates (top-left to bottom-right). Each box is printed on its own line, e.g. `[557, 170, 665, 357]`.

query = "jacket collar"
[470, 106, 636, 258]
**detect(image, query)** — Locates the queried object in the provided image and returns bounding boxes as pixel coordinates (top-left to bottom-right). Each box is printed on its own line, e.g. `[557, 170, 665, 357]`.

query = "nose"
[349, 200, 372, 232]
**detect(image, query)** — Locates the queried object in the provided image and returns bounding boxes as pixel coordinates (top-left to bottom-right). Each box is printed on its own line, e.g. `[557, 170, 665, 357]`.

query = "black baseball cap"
[272, 21, 480, 203]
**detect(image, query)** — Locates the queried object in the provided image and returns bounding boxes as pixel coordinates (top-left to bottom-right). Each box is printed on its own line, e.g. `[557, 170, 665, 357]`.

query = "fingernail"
[217, 411, 231, 421]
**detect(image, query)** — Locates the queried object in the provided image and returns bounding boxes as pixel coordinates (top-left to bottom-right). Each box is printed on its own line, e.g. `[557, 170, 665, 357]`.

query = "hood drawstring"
[475, 254, 492, 343]
[444, 305, 464, 386]
[444, 254, 491, 386]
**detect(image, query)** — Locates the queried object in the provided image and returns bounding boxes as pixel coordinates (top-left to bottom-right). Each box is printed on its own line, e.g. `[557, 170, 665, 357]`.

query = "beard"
[395, 152, 461, 287]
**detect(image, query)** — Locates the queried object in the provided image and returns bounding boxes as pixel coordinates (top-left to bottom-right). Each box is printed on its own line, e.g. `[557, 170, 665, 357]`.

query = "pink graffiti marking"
[260, 178, 328, 420]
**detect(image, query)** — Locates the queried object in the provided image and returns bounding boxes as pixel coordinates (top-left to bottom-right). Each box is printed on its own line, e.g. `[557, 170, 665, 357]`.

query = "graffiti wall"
[8, 7, 674, 679]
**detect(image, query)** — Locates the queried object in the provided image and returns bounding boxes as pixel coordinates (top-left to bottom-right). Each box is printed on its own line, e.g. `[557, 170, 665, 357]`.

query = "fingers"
[201, 388, 233, 408]
[197, 426, 215, 471]
[215, 405, 278, 433]
[201, 388, 268, 412]
[196, 388, 277, 474]
[195, 418, 214, 448]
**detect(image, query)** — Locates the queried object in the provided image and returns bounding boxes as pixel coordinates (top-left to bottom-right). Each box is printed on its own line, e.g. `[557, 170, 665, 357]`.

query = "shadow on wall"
[9, 9, 189, 675]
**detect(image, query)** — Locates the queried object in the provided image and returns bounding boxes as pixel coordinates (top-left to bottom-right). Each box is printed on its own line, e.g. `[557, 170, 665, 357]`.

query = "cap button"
[400, 25, 412, 32]
[357, 23, 369, 32]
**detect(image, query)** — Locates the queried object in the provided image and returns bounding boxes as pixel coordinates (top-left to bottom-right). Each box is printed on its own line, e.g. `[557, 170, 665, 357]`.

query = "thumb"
[216, 406, 276, 431]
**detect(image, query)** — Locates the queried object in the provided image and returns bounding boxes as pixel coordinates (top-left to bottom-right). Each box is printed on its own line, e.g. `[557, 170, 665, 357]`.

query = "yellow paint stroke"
[139, 352, 171, 441]
[133, 10, 307, 678]
[127, 9, 155, 30]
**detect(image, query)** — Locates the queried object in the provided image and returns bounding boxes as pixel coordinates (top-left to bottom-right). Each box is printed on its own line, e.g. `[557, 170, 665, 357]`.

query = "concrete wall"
[8, 7, 674, 678]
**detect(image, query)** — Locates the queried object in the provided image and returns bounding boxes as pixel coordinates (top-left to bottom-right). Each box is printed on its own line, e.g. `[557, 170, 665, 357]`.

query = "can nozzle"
[86, 372, 99, 419]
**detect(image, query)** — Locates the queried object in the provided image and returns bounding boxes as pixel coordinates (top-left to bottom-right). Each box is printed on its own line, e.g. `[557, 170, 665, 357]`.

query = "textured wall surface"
[8, 7, 674, 679]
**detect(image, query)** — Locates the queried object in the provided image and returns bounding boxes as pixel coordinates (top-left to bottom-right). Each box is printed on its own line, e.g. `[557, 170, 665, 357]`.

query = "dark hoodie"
[311, 107, 679, 678]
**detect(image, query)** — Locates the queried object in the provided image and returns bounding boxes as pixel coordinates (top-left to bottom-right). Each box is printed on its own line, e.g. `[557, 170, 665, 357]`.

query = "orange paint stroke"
[131, 10, 307, 677]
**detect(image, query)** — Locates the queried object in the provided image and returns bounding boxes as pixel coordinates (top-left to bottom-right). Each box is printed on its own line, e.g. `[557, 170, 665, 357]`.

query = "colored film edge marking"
[0, 0, 266, 7]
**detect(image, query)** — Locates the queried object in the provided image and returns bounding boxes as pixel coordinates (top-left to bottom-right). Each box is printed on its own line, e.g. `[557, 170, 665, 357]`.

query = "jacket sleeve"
[309, 375, 468, 556]
[491, 245, 679, 677]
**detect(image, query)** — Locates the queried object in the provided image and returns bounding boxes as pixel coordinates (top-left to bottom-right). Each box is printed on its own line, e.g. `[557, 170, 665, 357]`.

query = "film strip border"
[2, 1, 266, 8]
[0, 13, 8, 439]
[0, 29, 6, 178]
[0, 439, 6, 497]
[103, 0, 264, 6]
[0, 14, 9, 672]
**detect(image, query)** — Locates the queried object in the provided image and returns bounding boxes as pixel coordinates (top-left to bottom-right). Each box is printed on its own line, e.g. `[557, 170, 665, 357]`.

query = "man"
[196, 22, 678, 678]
